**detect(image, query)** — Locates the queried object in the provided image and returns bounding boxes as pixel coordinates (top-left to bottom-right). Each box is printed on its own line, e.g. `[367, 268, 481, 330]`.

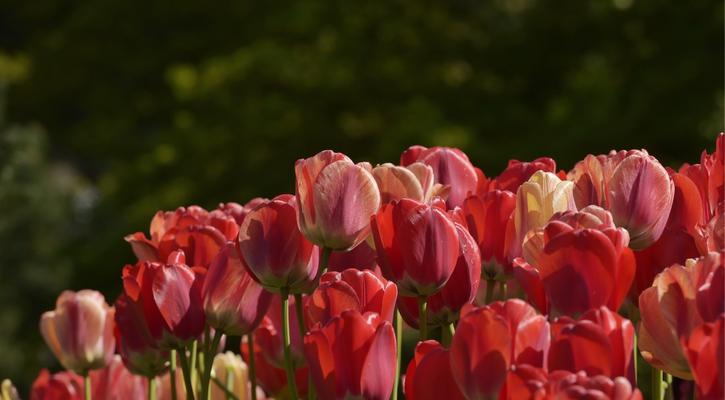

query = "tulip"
[1, 380, 19, 400]
[40, 290, 115, 375]
[327, 240, 379, 272]
[400, 145, 478, 208]
[404, 341, 465, 400]
[238, 195, 319, 294]
[506, 367, 643, 400]
[113, 294, 168, 377]
[607, 150, 674, 249]
[303, 310, 396, 400]
[305, 269, 397, 328]
[491, 157, 557, 193]
[295, 150, 381, 251]
[240, 335, 308, 399]
[682, 314, 724, 400]
[211, 352, 250, 400]
[203, 242, 273, 336]
[121, 252, 205, 349]
[217, 198, 268, 225]
[695, 253, 724, 322]
[125, 205, 237, 268]
[90, 355, 150, 400]
[450, 306, 511, 399]
[548, 309, 635, 382]
[462, 190, 516, 279]
[568, 152, 624, 209]
[512, 170, 576, 259]
[31, 369, 83, 400]
[254, 295, 306, 370]
[371, 198, 459, 297]
[637, 253, 722, 379]
[487, 299, 550, 368]
[680, 133, 724, 223]
[372, 162, 442, 204]
[511, 258, 548, 314]
[398, 224, 480, 329]
[158, 368, 186, 400]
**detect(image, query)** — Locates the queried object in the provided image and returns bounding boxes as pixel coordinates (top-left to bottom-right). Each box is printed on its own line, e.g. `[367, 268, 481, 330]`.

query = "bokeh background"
[0, 0, 722, 392]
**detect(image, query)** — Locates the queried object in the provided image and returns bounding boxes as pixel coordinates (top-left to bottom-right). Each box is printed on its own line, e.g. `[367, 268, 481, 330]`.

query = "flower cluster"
[7, 134, 723, 400]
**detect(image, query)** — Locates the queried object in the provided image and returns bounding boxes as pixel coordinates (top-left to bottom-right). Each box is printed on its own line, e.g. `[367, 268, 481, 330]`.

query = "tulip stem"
[201, 330, 223, 400]
[178, 348, 196, 400]
[314, 247, 333, 283]
[418, 296, 428, 341]
[664, 373, 673, 400]
[226, 369, 234, 400]
[211, 376, 240, 400]
[499, 282, 508, 300]
[190, 340, 199, 394]
[632, 332, 638, 386]
[280, 291, 300, 400]
[84, 373, 91, 400]
[148, 376, 157, 400]
[247, 334, 257, 400]
[293, 293, 315, 400]
[484, 279, 495, 304]
[652, 367, 662, 400]
[392, 310, 403, 400]
[170, 350, 178, 400]
[441, 322, 455, 347]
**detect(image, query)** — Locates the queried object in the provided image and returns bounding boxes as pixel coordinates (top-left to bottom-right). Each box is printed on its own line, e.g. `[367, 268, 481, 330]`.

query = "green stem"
[190, 340, 198, 395]
[148, 376, 158, 400]
[484, 279, 495, 304]
[247, 334, 257, 400]
[225, 369, 234, 400]
[178, 348, 196, 400]
[84, 374, 91, 400]
[170, 350, 178, 400]
[652, 367, 662, 400]
[391, 310, 403, 400]
[664, 373, 673, 400]
[211, 376, 240, 400]
[201, 331, 223, 400]
[632, 332, 638, 387]
[418, 296, 428, 341]
[293, 294, 307, 339]
[441, 322, 455, 347]
[499, 282, 508, 300]
[281, 291, 300, 400]
[314, 247, 333, 283]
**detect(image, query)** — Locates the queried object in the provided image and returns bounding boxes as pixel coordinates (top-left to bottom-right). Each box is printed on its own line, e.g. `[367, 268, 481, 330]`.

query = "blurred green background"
[0, 0, 722, 393]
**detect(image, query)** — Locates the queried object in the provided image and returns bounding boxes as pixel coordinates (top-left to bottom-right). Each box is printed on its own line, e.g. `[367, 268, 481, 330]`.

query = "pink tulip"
[371, 198, 460, 296]
[238, 195, 319, 294]
[203, 242, 273, 336]
[40, 290, 115, 375]
[90, 355, 150, 400]
[295, 150, 381, 250]
[400, 145, 478, 208]
[372, 162, 442, 204]
[404, 340, 465, 400]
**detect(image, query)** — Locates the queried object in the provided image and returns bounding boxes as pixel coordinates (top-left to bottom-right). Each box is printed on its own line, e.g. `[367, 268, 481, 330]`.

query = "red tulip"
[682, 314, 724, 400]
[462, 190, 516, 279]
[637, 252, 722, 379]
[695, 253, 724, 322]
[216, 197, 268, 225]
[121, 251, 205, 349]
[404, 340, 465, 400]
[512, 257, 548, 314]
[254, 294, 306, 369]
[371, 198, 459, 296]
[491, 157, 557, 193]
[372, 162, 442, 204]
[305, 269, 397, 328]
[327, 240, 379, 272]
[398, 223, 480, 327]
[241, 334, 308, 399]
[90, 355, 150, 400]
[304, 310, 396, 400]
[487, 299, 550, 368]
[30, 369, 83, 400]
[450, 306, 511, 399]
[114, 294, 168, 377]
[40, 290, 115, 375]
[202, 242, 273, 335]
[506, 367, 643, 400]
[400, 145, 478, 208]
[680, 132, 724, 223]
[125, 205, 236, 268]
[295, 150, 381, 250]
[238, 195, 319, 294]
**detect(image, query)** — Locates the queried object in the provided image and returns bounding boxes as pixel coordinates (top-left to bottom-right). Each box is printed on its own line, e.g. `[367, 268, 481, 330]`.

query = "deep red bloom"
[462, 190, 516, 279]
[398, 224, 480, 327]
[680, 133, 724, 224]
[114, 294, 168, 377]
[404, 340, 465, 400]
[400, 145, 478, 208]
[238, 195, 319, 294]
[682, 314, 725, 400]
[327, 240, 379, 273]
[295, 150, 381, 251]
[487, 299, 550, 368]
[90, 355, 150, 400]
[549, 307, 635, 383]
[371, 198, 459, 296]
[303, 310, 396, 400]
[121, 251, 205, 349]
[305, 269, 397, 328]
[30, 369, 83, 400]
[491, 157, 557, 193]
[202, 242, 273, 336]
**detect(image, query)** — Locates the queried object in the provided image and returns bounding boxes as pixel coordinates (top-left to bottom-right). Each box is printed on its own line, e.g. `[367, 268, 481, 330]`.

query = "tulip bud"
[211, 352, 250, 400]
[295, 150, 381, 251]
[203, 242, 273, 335]
[114, 294, 168, 377]
[462, 190, 516, 279]
[238, 195, 319, 294]
[90, 355, 150, 400]
[400, 146, 478, 208]
[30, 369, 83, 400]
[303, 310, 396, 400]
[372, 162, 439, 204]
[404, 341, 465, 400]
[492, 157, 557, 193]
[371, 199, 460, 296]
[40, 290, 115, 375]
[1, 380, 19, 400]
[682, 314, 724, 400]
[486, 299, 550, 368]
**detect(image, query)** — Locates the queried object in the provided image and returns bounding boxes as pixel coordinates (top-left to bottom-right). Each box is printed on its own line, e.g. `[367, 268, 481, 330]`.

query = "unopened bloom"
[682, 314, 724, 400]
[372, 162, 443, 204]
[404, 341, 465, 400]
[211, 352, 250, 400]
[462, 190, 516, 278]
[90, 355, 150, 400]
[491, 157, 558, 193]
[40, 290, 115, 374]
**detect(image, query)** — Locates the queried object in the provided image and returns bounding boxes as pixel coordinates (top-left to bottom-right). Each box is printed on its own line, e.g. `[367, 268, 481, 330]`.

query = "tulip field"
[9, 134, 723, 400]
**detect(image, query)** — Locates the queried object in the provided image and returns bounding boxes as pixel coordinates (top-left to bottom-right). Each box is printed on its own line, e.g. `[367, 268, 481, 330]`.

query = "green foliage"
[0, 0, 722, 393]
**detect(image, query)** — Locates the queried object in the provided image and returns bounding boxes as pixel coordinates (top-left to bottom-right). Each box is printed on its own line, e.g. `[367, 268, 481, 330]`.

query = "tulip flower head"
[372, 162, 444, 204]
[462, 190, 516, 279]
[90, 355, 150, 400]
[30, 369, 83, 400]
[40, 290, 115, 375]
[211, 352, 250, 400]
[113, 294, 168, 377]
[404, 340, 465, 400]
[682, 314, 724, 400]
